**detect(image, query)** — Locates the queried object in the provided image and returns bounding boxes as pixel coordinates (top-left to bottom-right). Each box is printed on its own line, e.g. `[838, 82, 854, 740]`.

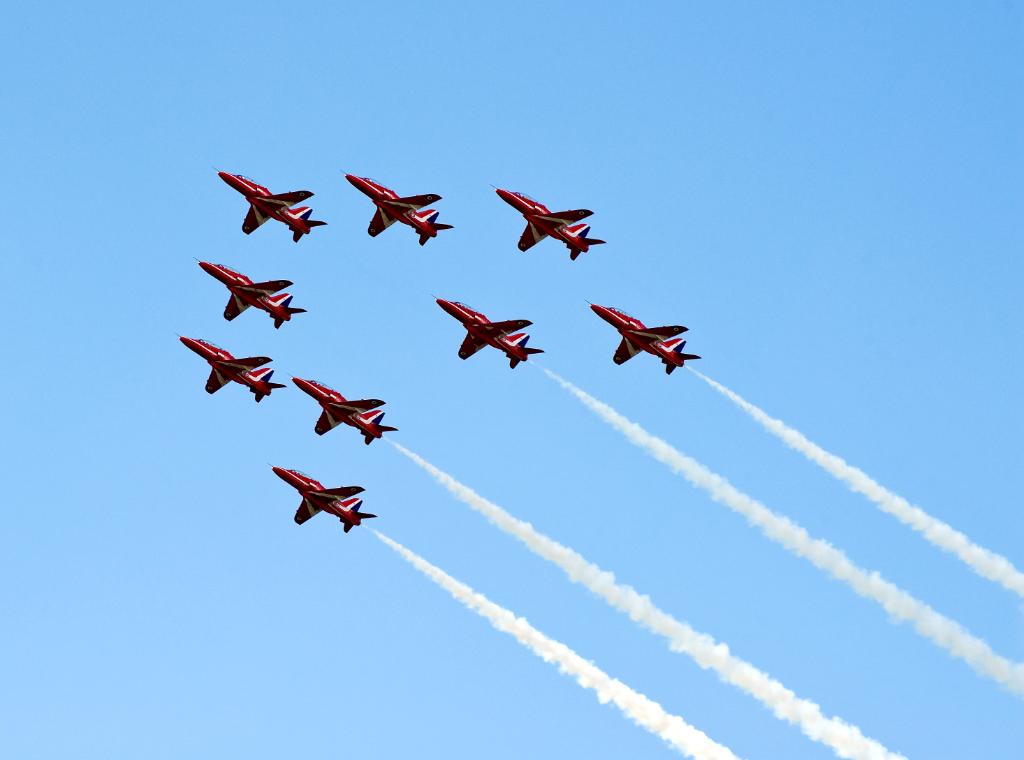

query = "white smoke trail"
[391, 441, 903, 759]
[542, 368, 1024, 696]
[690, 368, 1024, 599]
[376, 531, 740, 760]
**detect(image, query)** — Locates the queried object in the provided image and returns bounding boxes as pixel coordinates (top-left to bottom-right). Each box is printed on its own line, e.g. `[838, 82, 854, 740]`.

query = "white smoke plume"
[690, 369, 1024, 599]
[391, 441, 903, 759]
[376, 531, 740, 760]
[542, 368, 1024, 696]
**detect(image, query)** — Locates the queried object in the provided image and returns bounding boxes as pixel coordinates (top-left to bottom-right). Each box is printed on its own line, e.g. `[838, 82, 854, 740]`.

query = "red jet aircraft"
[198, 262, 306, 329]
[345, 174, 452, 246]
[272, 466, 376, 533]
[590, 304, 701, 375]
[218, 171, 326, 242]
[179, 337, 285, 401]
[292, 377, 397, 445]
[495, 188, 605, 260]
[436, 298, 544, 368]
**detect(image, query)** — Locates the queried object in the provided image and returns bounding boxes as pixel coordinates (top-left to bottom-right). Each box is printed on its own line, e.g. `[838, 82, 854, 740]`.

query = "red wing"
[540, 209, 593, 225]
[220, 356, 271, 371]
[633, 325, 688, 339]
[613, 338, 641, 365]
[478, 319, 531, 336]
[223, 295, 250, 321]
[331, 398, 385, 413]
[238, 280, 292, 295]
[263, 190, 313, 207]
[518, 222, 546, 251]
[458, 332, 487, 359]
[368, 207, 396, 237]
[294, 498, 322, 525]
[242, 205, 270, 234]
[205, 368, 231, 393]
[315, 410, 341, 435]
[315, 486, 365, 499]
[387, 193, 441, 210]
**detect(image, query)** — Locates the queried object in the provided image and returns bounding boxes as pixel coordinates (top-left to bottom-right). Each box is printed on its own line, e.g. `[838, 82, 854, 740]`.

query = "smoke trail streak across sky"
[376, 532, 741, 760]
[689, 368, 1024, 599]
[542, 368, 1024, 696]
[391, 442, 903, 759]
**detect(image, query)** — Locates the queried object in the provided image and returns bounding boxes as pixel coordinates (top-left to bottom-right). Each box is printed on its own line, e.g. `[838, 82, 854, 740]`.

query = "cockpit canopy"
[606, 307, 636, 320]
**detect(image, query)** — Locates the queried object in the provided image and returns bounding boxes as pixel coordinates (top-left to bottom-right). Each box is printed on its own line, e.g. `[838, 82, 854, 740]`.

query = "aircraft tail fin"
[291, 207, 326, 241]
[661, 338, 701, 363]
[413, 209, 452, 245]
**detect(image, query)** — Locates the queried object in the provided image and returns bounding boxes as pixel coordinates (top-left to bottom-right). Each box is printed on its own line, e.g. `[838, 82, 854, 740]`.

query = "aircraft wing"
[631, 325, 688, 339]
[220, 356, 272, 371]
[262, 190, 313, 207]
[458, 332, 487, 359]
[478, 319, 531, 337]
[224, 295, 251, 321]
[205, 368, 231, 393]
[518, 222, 547, 251]
[314, 486, 366, 499]
[540, 209, 593, 225]
[294, 498, 323, 525]
[238, 279, 292, 296]
[613, 338, 642, 365]
[315, 410, 343, 435]
[331, 398, 385, 413]
[242, 205, 271, 234]
[387, 193, 441, 210]
[368, 207, 398, 237]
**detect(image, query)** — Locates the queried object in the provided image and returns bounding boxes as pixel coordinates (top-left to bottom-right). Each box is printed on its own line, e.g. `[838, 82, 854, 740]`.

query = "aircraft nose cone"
[271, 466, 290, 481]
[217, 171, 233, 183]
[344, 174, 361, 187]
[291, 377, 314, 394]
[198, 261, 216, 274]
[495, 188, 513, 202]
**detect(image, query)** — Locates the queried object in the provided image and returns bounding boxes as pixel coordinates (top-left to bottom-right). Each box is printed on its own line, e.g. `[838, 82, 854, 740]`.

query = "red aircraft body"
[272, 466, 375, 533]
[218, 171, 326, 242]
[436, 298, 544, 368]
[344, 174, 452, 246]
[198, 261, 306, 329]
[179, 336, 285, 401]
[590, 304, 701, 375]
[495, 188, 605, 260]
[292, 377, 397, 445]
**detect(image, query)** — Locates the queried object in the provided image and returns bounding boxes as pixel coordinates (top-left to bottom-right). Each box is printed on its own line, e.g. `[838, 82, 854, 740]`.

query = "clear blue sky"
[3, 3, 1022, 758]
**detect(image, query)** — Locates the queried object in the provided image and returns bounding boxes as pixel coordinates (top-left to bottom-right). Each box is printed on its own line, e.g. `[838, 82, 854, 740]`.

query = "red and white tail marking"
[266, 293, 294, 308]
[247, 367, 275, 382]
[359, 409, 386, 426]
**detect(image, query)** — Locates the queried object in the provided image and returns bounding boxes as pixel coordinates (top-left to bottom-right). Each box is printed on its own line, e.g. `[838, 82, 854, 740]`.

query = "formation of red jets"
[183, 171, 701, 532]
